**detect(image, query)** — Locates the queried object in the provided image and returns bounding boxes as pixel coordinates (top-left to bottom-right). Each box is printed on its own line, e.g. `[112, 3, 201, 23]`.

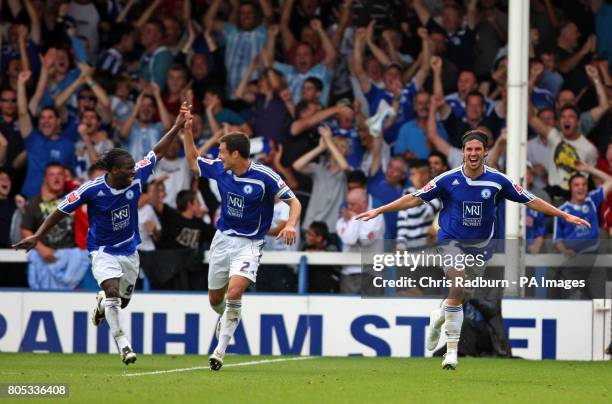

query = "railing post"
[298, 255, 308, 294]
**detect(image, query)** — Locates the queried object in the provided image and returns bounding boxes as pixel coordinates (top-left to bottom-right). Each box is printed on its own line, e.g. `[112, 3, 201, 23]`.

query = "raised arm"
[151, 83, 172, 130]
[119, 94, 143, 140]
[23, 0, 40, 44]
[331, 0, 352, 50]
[575, 160, 612, 195]
[292, 136, 327, 174]
[381, 30, 401, 65]
[116, 0, 136, 22]
[413, 27, 432, 90]
[365, 21, 391, 67]
[427, 95, 451, 155]
[77, 123, 98, 165]
[204, 0, 224, 33]
[290, 105, 348, 135]
[368, 133, 383, 177]
[319, 126, 349, 172]
[205, 100, 221, 134]
[263, 24, 279, 69]
[412, 0, 431, 26]
[558, 35, 595, 74]
[152, 102, 189, 161]
[134, 0, 162, 29]
[487, 129, 506, 170]
[311, 19, 337, 69]
[235, 55, 260, 102]
[430, 56, 444, 97]
[258, 0, 274, 24]
[55, 71, 86, 110]
[17, 70, 33, 138]
[183, 109, 199, 174]
[0, 132, 8, 166]
[279, 0, 297, 51]
[16, 25, 31, 73]
[351, 27, 371, 93]
[585, 64, 610, 124]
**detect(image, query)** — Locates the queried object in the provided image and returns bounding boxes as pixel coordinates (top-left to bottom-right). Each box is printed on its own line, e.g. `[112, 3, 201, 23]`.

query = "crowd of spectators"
[0, 0, 610, 295]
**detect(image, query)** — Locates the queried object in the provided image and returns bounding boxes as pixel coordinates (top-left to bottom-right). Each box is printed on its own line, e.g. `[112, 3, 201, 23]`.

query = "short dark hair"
[99, 148, 134, 171]
[309, 221, 329, 240]
[88, 160, 107, 177]
[205, 86, 225, 104]
[146, 19, 165, 35]
[295, 99, 318, 118]
[176, 190, 197, 212]
[409, 159, 430, 170]
[40, 106, 59, 118]
[346, 170, 367, 185]
[45, 162, 65, 174]
[79, 108, 101, 122]
[559, 104, 580, 118]
[220, 132, 250, 158]
[108, 22, 134, 47]
[461, 129, 489, 148]
[304, 76, 323, 91]
[428, 151, 449, 168]
[569, 173, 586, 190]
[466, 90, 485, 105]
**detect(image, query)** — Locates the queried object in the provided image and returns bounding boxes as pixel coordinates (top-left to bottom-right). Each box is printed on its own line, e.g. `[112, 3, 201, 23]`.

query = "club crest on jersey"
[422, 181, 436, 193]
[136, 158, 151, 168]
[126, 190, 134, 200]
[67, 191, 80, 204]
[243, 185, 253, 194]
[513, 183, 524, 194]
[481, 189, 491, 199]
[582, 205, 589, 214]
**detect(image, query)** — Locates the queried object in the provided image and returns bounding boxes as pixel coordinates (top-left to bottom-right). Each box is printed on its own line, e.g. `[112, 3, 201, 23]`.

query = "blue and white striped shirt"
[222, 23, 267, 99]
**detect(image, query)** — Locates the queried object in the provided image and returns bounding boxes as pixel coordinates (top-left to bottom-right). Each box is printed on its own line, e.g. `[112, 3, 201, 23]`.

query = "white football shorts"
[208, 231, 264, 290]
[90, 248, 140, 299]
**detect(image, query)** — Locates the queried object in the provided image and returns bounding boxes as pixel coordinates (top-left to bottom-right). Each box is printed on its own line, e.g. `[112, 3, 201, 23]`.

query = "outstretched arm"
[13, 210, 68, 251]
[527, 197, 591, 228]
[356, 194, 424, 221]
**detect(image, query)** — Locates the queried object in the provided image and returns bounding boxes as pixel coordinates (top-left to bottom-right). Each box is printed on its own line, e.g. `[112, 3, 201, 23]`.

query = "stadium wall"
[0, 291, 600, 360]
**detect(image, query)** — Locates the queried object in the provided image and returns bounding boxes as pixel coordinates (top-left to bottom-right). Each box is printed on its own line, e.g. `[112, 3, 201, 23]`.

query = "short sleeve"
[197, 157, 224, 179]
[57, 181, 95, 214]
[134, 150, 158, 186]
[588, 187, 605, 208]
[498, 173, 536, 204]
[258, 165, 295, 200]
[411, 179, 443, 202]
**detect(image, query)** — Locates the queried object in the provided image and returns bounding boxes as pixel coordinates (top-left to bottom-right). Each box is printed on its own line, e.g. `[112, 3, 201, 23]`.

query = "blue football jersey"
[412, 166, 536, 243]
[58, 150, 157, 255]
[553, 187, 603, 253]
[197, 158, 295, 240]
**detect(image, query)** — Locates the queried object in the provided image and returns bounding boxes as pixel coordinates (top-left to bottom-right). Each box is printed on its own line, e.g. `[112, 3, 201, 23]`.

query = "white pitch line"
[123, 356, 316, 377]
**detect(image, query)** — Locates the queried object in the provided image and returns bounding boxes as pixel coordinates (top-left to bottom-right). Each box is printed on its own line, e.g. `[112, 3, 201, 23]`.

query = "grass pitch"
[0, 353, 610, 403]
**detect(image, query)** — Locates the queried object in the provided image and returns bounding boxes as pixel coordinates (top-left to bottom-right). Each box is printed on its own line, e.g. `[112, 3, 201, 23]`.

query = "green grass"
[0, 353, 610, 403]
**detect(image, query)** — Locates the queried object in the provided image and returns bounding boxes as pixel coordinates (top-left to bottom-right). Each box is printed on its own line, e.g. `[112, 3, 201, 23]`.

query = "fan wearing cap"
[357, 128, 591, 371]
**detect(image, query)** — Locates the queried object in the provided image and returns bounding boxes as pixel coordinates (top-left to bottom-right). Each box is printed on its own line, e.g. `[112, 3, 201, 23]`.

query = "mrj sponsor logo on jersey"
[227, 192, 244, 218]
[111, 205, 130, 231]
[462, 201, 482, 226]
